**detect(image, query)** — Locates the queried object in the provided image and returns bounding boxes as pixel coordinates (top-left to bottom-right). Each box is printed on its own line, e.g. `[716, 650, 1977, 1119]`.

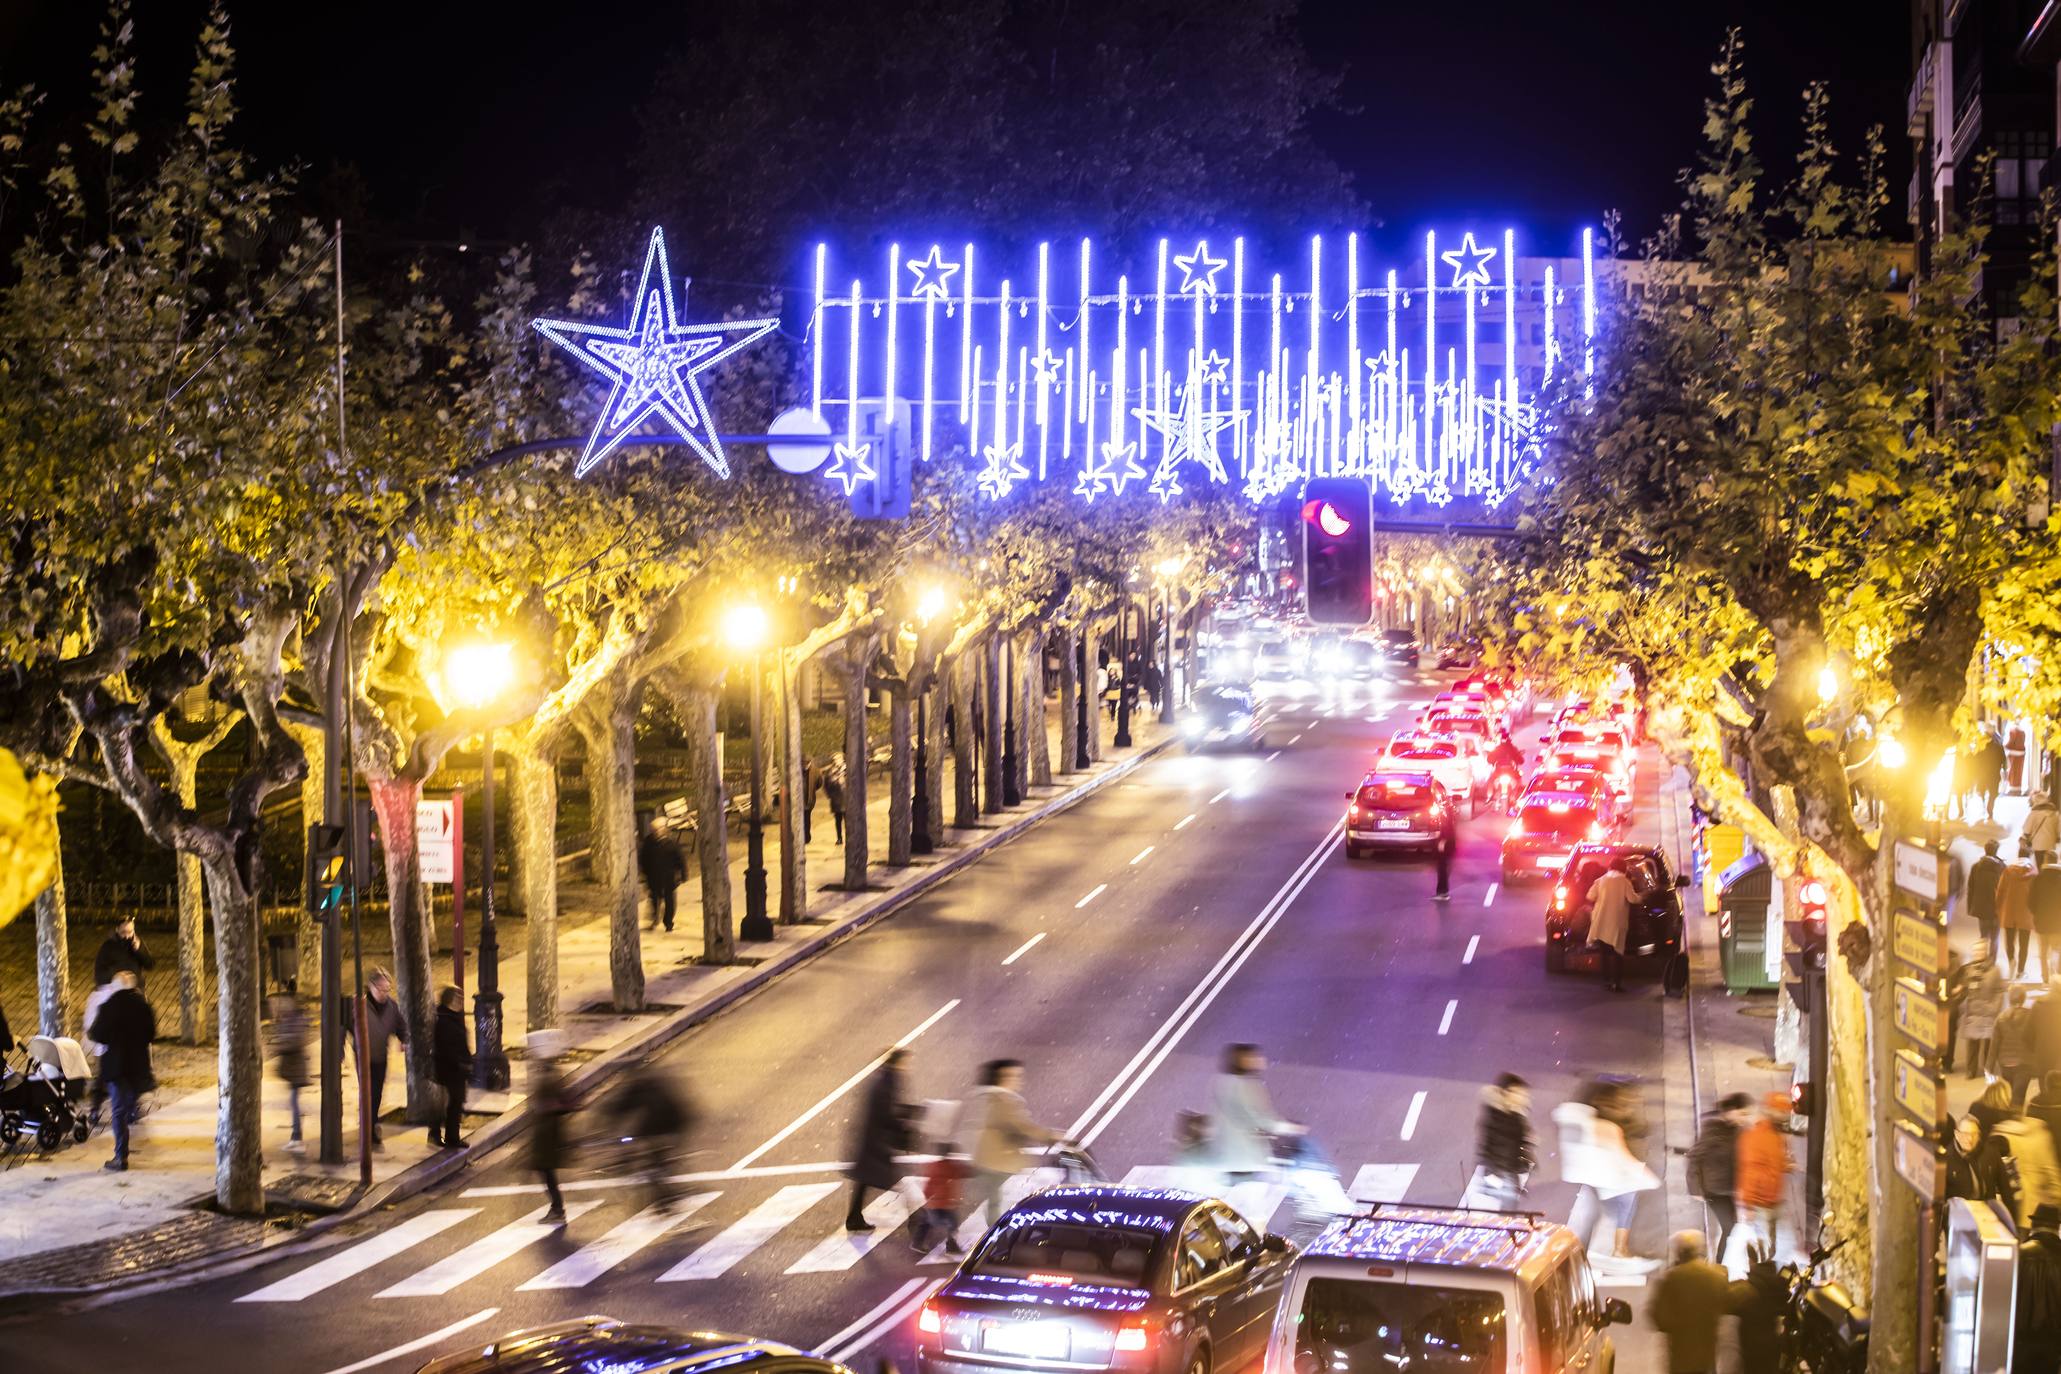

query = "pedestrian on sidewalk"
[430, 985, 471, 1149]
[2036, 980, 2061, 1091]
[1470, 1072, 1535, 1210]
[527, 1029, 573, 1224]
[638, 815, 685, 934]
[1587, 864, 1636, 992]
[1730, 1243, 1789, 1371]
[1433, 791, 1458, 902]
[2034, 859, 2061, 981]
[2000, 988, 2039, 1105]
[2003, 857, 2039, 981]
[1552, 1089, 1659, 1269]
[2032, 1071, 2061, 1145]
[1969, 841, 2006, 963]
[2025, 789, 2061, 869]
[911, 1142, 968, 1255]
[1735, 1093, 1795, 1258]
[2016, 1205, 2061, 1374]
[1964, 957, 2006, 1080]
[1974, 730, 2008, 822]
[846, 1048, 912, 1231]
[825, 756, 848, 844]
[1140, 658, 1163, 710]
[267, 989, 311, 1154]
[1991, 1109, 2061, 1230]
[962, 1059, 1067, 1228]
[801, 757, 817, 843]
[347, 968, 407, 1146]
[88, 970, 154, 1172]
[1648, 1230, 1730, 1374]
[1687, 1092, 1751, 1269]
[1947, 1115, 2006, 1203]
[92, 916, 155, 992]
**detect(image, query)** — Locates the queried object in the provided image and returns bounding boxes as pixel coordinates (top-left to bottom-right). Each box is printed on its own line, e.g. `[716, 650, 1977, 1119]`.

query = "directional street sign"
[1894, 1119, 1944, 1200]
[1894, 840, 1942, 902]
[1894, 1048, 1942, 1126]
[1894, 977, 1944, 1054]
[417, 799, 456, 885]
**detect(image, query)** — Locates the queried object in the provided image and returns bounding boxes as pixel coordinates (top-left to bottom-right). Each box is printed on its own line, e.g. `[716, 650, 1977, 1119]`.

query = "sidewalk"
[0, 711, 1175, 1294]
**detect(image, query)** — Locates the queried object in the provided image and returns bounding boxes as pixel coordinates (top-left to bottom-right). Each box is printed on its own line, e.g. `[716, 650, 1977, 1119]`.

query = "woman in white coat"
[1213, 1043, 1293, 1177]
[1553, 1091, 1660, 1269]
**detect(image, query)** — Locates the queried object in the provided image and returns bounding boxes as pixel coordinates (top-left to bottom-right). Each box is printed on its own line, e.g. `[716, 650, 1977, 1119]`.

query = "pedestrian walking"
[2016, 1204, 2061, 1374]
[1969, 841, 2006, 962]
[608, 1060, 698, 1212]
[2033, 1072, 2061, 1146]
[2002, 857, 2039, 981]
[347, 968, 408, 1146]
[846, 1048, 912, 1231]
[1944, 948, 1969, 1072]
[527, 1029, 573, 1224]
[1469, 1072, 1535, 1211]
[1588, 864, 1636, 992]
[2024, 789, 2061, 869]
[1140, 658, 1163, 709]
[2000, 988, 2039, 1105]
[1963, 957, 2005, 1079]
[430, 985, 471, 1149]
[1433, 791, 1458, 902]
[1213, 1043, 1293, 1178]
[87, 970, 155, 1172]
[1729, 1243, 1789, 1372]
[1648, 1230, 1731, 1374]
[1735, 1093, 1795, 1258]
[1552, 1090, 1659, 1268]
[92, 916, 155, 990]
[800, 757, 817, 843]
[824, 756, 848, 844]
[911, 1144, 969, 1255]
[638, 815, 685, 933]
[1687, 1092, 1751, 1269]
[961, 1059, 1066, 1228]
[1990, 1110, 2061, 1230]
[2036, 978, 2061, 1091]
[267, 990, 311, 1154]
[1973, 730, 2008, 822]
[2034, 859, 2061, 981]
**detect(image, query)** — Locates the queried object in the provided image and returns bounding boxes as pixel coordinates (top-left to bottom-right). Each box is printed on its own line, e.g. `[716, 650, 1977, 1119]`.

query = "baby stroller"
[0, 1036, 93, 1152]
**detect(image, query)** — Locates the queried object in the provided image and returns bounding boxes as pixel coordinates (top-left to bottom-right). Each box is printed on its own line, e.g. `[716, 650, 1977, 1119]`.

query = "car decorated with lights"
[1544, 843, 1689, 975]
[1346, 771, 1455, 858]
[916, 1187, 1293, 1374]
[1499, 790, 1614, 883]
[414, 1318, 853, 1374]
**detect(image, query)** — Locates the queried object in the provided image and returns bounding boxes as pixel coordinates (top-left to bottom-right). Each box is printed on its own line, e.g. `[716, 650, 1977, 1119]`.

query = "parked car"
[1544, 843, 1690, 975]
[416, 1318, 853, 1374]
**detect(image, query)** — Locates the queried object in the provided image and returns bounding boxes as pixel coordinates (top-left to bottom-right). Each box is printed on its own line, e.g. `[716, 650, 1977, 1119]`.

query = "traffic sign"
[766, 407, 833, 474]
[1894, 840, 1942, 902]
[1894, 1048, 1942, 1125]
[1894, 977, 1944, 1053]
[1893, 908, 1947, 977]
[417, 800, 456, 884]
[1893, 1119, 1943, 1200]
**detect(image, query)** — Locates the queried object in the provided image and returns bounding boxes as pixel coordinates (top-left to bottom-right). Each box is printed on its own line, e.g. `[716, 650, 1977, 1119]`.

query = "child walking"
[913, 1143, 970, 1256]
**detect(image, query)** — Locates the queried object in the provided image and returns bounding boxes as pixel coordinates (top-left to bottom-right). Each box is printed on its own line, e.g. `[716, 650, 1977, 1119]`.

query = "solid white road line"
[1002, 932, 1046, 965]
[1348, 1164, 1420, 1205]
[238, 1209, 480, 1302]
[660, 1181, 842, 1281]
[375, 1203, 600, 1298]
[731, 999, 961, 1169]
[788, 1175, 924, 1273]
[1463, 935, 1480, 965]
[516, 1195, 719, 1290]
[1399, 1091, 1428, 1142]
[1076, 883, 1107, 908]
[823, 1276, 947, 1365]
[1208, 788, 1231, 804]
[1438, 1000, 1457, 1036]
[1131, 845, 1155, 865]
[1484, 882, 1499, 906]
[1174, 813, 1196, 831]
[316, 1307, 501, 1374]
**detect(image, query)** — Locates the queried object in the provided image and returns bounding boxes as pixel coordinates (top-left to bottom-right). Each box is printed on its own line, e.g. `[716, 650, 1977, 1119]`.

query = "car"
[1375, 732, 1477, 802]
[1252, 637, 1304, 679]
[1500, 789, 1613, 883]
[1536, 744, 1632, 807]
[416, 1319, 853, 1374]
[1312, 636, 1381, 681]
[1378, 628, 1420, 667]
[916, 1185, 1295, 1374]
[1263, 1205, 1632, 1374]
[1522, 770, 1622, 828]
[1421, 707, 1495, 751]
[1434, 637, 1482, 669]
[1184, 685, 1269, 750]
[1346, 771, 1454, 857]
[1544, 843, 1689, 975]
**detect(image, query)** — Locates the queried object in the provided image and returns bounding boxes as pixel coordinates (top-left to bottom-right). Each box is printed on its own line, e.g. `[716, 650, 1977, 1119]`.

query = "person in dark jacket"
[638, 816, 686, 933]
[88, 971, 155, 1171]
[430, 985, 471, 1149]
[1947, 1115, 2010, 1204]
[2032, 1071, 2061, 1147]
[1433, 792, 1458, 901]
[1688, 1092, 1751, 1268]
[1969, 841, 2006, 962]
[846, 1048, 911, 1230]
[92, 917, 156, 990]
[2034, 860, 2061, 982]
[1972, 731, 2008, 822]
[267, 990, 311, 1154]
[2016, 1204, 2061, 1373]
[824, 758, 848, 844]
[1728, 1243, 1789, 1372]
[527, 1029, 574, 1224]
[1472, 1072, 1535, 1210]
[347, 968, 408, 1146]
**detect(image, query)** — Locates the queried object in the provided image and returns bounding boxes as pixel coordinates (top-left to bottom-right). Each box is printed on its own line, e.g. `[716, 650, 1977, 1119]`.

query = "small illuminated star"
[977, 440, 1029, 499]
[1074, 440, 1145, 501]
[1030, 348, 1064, 392]
[906, 246, 961, 301]
[1199, 350, 1230, 387]
[1173, 240, 1228, 297]
[824, 441, 875, 495]
[534, 226, 776, 478]
[1440, 232, 1497, 289]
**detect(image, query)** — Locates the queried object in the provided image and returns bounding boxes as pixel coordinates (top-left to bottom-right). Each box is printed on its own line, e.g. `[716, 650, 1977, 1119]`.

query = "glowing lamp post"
[725, 604, 775, 941]
[1155, 556, 1186, 724]
[446, 641, 513, 1092]
[911, 586, 948, 856]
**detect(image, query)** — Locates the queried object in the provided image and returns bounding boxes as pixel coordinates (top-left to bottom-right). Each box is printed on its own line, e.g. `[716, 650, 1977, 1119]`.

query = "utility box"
[1943, 1197, 2017, 1374]
[1718, 852, 1778, 992]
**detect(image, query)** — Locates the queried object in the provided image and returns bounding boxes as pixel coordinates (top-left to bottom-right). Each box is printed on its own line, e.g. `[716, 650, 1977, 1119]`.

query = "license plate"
[1377, 818, 1410, 830]
[982, 1321, 1070, 1360]
[1538, 853, 1569, 870]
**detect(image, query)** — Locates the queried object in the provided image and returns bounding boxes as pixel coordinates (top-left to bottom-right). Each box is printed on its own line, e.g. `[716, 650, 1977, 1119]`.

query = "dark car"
[1378, 628, 1420, 667]
[416, 1318, 852, 1374]
[1543, 843, 1688, 975]
[1183, 685, 1269, 751]
[1346, 771, 1454, 858]
[1499, 790, 1610, 883]
[917, 1186, 1294, 1374]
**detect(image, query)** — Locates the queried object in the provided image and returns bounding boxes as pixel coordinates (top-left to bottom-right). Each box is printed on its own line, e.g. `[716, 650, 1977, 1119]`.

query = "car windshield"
[1382, 630, 1414, 646]
[1294, 1276, 1508, 1373]
[972, 1220, 1164, 1285]
[1197, 690, 1251, 719]
[1522, 801, 1594, 836]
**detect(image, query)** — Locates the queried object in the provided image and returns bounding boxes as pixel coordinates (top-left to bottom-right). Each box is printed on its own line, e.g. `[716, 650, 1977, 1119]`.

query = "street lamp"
[911, 585, 947, 855]
[1154, 557, 1185, 724]
[1816, 666, 1840, 706]
[724, 603, 774, 941]
[1878, 732, 1908, 771]
[446, 640, 512, 1092]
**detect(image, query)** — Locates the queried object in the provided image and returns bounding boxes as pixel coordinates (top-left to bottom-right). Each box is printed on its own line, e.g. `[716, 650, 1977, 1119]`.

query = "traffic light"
[1300, 478, 1373, 625]
[306, 823, 347, 913]
[1790, 1080, 1817, 1117]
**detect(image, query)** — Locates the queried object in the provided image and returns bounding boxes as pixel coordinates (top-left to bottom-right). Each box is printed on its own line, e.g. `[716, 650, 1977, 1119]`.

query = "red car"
[1499, 789, 1611, 882]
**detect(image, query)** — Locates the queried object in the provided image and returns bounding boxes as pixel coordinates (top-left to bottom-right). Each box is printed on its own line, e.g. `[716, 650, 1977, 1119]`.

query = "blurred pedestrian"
[1214, 1043, 1292, 1178]
[2037, 979, 2061, 1089]
[1553, 1088, 1659, 1268]
[2025, 789, 2061, 869]
[1969, 841, 2006, 963]
[92, 916, 155, 991]
[2017, 1205, 2061, 1374]
[1729, 1243, 1789, 1371]
[639, 816, 685, 934]
[1470, 1071, 1535, 1211]
[2034, 1070, 2061, 1145]
[1140, 658, 1163, 709]
[1963, 958, 2005, 1080]
[846, 1048, 912, 1231]
[1973, 730, 2007, 822]
[430, 985, 471, 1149]
[1588, 864, 1636, 992]
[2003, 857, 2039, 981]
[1433, 791, 1458, 902]
[801, 757, 817, 843]
[609, 1060, 698, 1212]
[1648, 1230, 1729, 1374]
[1687, 1092, 1751, 1269]
[961, 1059, 1066, 1227]
[911, 1143, 969, 1255]
[1991, 1109, 2061, 1231]
[1736, 1093, 1794, 1258]
[2000, 988, 2038, 1105]
[2034, 859, 2061, 980]
[88, 970, 154, 1173]
[347, 968, 408, 1147]
[1944, 948, 1968, 1072]
[825, 756, 848, 844]
[267, 989, 311, 1155]
[527, 1029, 573, 1224]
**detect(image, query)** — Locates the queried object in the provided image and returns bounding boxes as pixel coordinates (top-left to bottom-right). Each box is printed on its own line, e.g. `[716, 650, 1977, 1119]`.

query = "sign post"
[1892, 838, 1951, 1374]
[416, 797, 464, 988]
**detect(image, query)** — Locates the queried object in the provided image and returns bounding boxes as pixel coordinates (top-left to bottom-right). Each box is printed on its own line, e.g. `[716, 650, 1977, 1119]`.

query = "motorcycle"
[1489, 768, 1522, 817]
[1776, 1231, 1869, 1373]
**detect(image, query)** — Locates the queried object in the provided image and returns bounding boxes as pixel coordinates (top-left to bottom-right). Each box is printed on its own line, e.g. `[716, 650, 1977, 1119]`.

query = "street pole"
[318, 606, 345, 1166]
[912, 684, 934, 855]
[742, 653, 773, 940]
[471, 726, 508, 1091]
[1160, 586, 1176, 724]
[1114, 598, 1134, 749]
[1002, 636, 1021, 806]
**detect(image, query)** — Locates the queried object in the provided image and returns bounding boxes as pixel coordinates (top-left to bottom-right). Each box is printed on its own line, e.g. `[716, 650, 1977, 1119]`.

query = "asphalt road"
[5, 668, 1675, 1374]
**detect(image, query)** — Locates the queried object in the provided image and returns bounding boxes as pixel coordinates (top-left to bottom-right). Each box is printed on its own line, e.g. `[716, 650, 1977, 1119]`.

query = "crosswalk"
[233, 1159, 1433, 1305]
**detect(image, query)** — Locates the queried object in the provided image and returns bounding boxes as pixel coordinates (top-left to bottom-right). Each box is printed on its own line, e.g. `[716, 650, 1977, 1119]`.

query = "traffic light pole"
[318, 614, 346, 1166]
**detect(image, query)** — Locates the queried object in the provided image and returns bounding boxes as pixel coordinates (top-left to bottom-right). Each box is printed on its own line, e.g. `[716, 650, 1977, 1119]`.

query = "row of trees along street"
[1482, 36, 2061, 1374]
[0, 3, 1340, 1216]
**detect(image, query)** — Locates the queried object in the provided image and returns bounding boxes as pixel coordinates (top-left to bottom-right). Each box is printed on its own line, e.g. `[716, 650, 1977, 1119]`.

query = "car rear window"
[1294, 1275, 1508, 1373]
[1522, 800, 1594, 836]
[1383, 630, 1414, 645]
[1393, 741, 1457, 760]
[972, 1221, 1163, 1285]
[1361, 781, 1433, 807]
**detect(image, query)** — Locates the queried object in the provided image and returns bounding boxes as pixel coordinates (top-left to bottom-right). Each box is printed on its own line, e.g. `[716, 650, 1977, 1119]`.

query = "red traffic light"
[1301, 499, 1352, 537]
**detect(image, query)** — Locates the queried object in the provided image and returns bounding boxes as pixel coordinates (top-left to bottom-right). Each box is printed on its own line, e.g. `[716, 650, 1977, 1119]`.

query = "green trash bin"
[1718, 854, 1777, 992]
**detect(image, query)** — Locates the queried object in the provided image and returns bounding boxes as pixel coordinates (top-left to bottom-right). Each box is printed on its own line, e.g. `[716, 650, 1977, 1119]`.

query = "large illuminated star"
[1440, 232, 1497, 289]
[1173, 240, 1228, 297]
[905, 245, 961, 301]
[1136, 376, 1246, 500]
[534, 227, 777, 478]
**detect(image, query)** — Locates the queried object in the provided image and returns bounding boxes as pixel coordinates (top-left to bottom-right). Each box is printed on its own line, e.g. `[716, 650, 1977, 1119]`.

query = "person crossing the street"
[1687, 1092, 1751, 1269]
[1433, 789, 1458, 902]
[846, 1048, 912, 1232]
[527, 1029, 574, 1225]
[960, 1059, 1068, 1228]
[1471, 1071, 1535, 1211]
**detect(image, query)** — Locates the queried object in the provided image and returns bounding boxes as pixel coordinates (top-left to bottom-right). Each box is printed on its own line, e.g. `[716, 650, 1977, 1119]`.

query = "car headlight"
[1182, 718, 1205, 737]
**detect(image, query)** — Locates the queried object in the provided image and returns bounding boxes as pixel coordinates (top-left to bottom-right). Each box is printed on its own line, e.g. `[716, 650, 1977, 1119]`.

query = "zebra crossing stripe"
[786, 1177, 924, 1274]
[516, 1194, 720, 1290]
[1348, 1163, 1420, 1204]
[658, 1181, 841, 1281]
[237, 1209, 480, 1303]
[375, 1203, 600, 1298]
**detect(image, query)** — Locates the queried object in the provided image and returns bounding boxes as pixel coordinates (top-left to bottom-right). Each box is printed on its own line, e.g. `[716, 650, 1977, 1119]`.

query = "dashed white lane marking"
[1463, 934, 1480, 965]
[239, 1209, 480, 1302]
[316, 1308, 501, 1374]
[1400, 1090, 1428, 1141]
[1076, 883, 1108, 908]
[658, 1182, 841, 1281]
[732, 999, 961, 1169]
[1289, 733, 1304, 744]
[1484, 882, 1500, 906]
[1175, 813, 1196, 830]
[1002, 932, 1046, 965]
[1439, 1000, 1458, 1036]
[1131, 845, 1155, 865]
[375, 1203, 602, 1297]
[1266, 749, 1282, 761]
[1209, 788, 1231, 804]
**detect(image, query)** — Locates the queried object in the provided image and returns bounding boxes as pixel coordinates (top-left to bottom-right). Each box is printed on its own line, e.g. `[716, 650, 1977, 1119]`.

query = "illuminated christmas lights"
[1173, 240, 1227, 297]
[1441, 232, 1497, 289]
[824, 440, 875, 496]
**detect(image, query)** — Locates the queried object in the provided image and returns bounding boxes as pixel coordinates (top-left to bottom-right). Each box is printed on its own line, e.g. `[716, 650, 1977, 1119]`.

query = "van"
[1260, 1205, 1633, 1374]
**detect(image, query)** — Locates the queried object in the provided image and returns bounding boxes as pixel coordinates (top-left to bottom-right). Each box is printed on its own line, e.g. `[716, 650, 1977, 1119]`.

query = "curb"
[9, 734, 1177, 1305]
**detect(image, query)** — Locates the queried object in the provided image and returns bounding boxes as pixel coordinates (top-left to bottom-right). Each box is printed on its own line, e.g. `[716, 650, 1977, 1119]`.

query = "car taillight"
[1349, 805, 1360, 821]
[1115, 1322, 1152, 1352]
[1588, 821, 1603, 841]
[1506, 820, 1524, 840]
[918, 1303, 942, 1335]
[1553, 885, 1568, 910]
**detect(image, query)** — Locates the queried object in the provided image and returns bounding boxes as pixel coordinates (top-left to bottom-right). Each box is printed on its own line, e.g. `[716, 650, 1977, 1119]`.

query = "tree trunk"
[583, 679, 645, 1013]
[170, 754, 209, 1044]
[509, 742, 561, 1032]
[1027, 628, 1052, 787]
[839, 637, 879, 891]
[950, 652, 978, 824]
[34, 850, 69, 1036]
[199, 855, 264, 1215]
[674, 680, 733, 965]
[367, 776, 437, 1124]
[888, 686, 913, 866]
[1056, 624, 1080, 775]
[1083, 622, 1104, 762]
[1860, 817, 1917, 1372]
[777, 652, 808, 923]
[923, 675, 947, 844]
[1012, 632, 1034, 797]
[983, 635, 1006, 814]
[291, 725, 324, 998]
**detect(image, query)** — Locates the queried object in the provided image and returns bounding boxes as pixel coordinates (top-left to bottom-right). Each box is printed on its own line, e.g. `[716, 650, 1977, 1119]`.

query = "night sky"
[0, 1, 1911, 270]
